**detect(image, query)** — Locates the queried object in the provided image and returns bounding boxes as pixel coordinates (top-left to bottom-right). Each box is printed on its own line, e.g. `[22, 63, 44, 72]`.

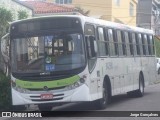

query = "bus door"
[85, 24, 99, 100]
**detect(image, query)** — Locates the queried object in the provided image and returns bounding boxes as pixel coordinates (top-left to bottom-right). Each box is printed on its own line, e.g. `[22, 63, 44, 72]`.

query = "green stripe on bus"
[15, 75, 80, 89]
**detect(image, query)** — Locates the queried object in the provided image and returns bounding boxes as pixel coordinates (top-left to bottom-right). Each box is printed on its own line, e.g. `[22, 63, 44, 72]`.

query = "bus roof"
[11, 15, 153, 35]
[80, 15, 153, 34]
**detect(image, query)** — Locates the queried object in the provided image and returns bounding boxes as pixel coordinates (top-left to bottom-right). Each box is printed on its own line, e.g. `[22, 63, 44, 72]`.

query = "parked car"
[157, 58, 160, 74]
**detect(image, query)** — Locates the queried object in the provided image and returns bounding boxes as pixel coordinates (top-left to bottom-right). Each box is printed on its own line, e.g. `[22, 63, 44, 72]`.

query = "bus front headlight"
[15, 86, 29, 93]
[66, 75, 87, 90]
[12, 81, 29, 93]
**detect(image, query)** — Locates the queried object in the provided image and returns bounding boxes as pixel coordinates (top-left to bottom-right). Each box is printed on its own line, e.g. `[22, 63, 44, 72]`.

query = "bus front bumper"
[12, 84, 91, 105]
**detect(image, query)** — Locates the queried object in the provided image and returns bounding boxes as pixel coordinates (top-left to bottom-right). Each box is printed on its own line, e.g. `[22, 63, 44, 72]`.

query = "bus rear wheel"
[127, 74, 144, 97]
[134, 74, 144, 97]
[94, 81, 109, 109]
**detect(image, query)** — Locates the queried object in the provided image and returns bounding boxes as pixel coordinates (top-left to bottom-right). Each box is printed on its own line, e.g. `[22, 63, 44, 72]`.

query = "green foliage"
[18, 10, 28, 20]
[0, 7, 12, 37]
[155, 37, 160, 57]
[0, 71, 12, 111]
[0, 7, 12, 25]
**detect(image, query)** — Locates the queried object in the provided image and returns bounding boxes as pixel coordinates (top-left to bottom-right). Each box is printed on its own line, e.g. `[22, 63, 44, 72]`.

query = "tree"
[0, 7, 12, 110]
[75, 6, 90, 16]
[18, 10, 28, 20]
[0, 7, 13, 68]
[0, 7, 12, 38]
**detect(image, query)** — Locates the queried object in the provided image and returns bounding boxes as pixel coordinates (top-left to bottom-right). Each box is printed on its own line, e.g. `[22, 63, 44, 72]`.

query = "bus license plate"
[41, 94, 53, 99]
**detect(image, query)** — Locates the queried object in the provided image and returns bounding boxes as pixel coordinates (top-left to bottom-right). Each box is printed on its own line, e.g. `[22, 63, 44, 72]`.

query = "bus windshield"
[11, 32, 85, 74]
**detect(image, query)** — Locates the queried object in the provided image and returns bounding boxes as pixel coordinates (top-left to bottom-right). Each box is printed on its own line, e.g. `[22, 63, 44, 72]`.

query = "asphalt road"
[1, 79, 160, 120]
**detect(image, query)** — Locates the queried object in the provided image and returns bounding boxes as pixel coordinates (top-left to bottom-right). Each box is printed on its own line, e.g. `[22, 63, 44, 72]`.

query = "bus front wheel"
[94, 81, 109, 109]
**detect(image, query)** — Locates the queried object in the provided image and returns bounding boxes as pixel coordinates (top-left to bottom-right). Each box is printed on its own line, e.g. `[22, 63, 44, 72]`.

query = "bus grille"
[31, 98, 63, 102]
[29, 94, 64, 102]
[27, 86, 66, 91]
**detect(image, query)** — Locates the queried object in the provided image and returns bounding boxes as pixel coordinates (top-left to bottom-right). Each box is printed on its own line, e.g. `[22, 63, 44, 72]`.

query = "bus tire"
[38, 104, 53, 111]
[94, 81, 109, 109]
[127, 73, 144, 97]
[134, 73, 144, 97]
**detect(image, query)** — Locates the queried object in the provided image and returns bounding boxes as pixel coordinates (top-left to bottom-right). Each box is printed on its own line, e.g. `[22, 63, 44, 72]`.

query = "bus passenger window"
[131, 33, 136, 56]
[138, 33, 143, 55]
[98, 27, 108, 56]
[116, 30, 123, 56]
[142, 34, 146, 55]
[113, 30, 119, 56]
[150, 35, 155, 55]
[147, 35, 151, 55]
[143, 34, 149, 55]
[121, 32, 127, 56]
[124, 31, 131, 56]
[135, 33, 140, 55]
[107, 29, 117, 56]
[129, 33, 134, 56]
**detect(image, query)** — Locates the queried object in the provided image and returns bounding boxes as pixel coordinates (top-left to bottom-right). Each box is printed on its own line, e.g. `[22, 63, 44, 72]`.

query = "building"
[0, 0, 33, 20]
[22, 1, 78, 16]
[137, 0, 160, 35]
[45, 0, 138, 26]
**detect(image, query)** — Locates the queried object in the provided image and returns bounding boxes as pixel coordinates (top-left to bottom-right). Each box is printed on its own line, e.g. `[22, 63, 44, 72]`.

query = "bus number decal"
[45, 64, 55, 71]
[106, 62, 113, 70]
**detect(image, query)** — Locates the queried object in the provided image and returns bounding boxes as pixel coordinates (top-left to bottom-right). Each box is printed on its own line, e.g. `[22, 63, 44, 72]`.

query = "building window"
[55, 0, 72, 4]
[129, 2, 134, 16]
[114, 0, 120, 6]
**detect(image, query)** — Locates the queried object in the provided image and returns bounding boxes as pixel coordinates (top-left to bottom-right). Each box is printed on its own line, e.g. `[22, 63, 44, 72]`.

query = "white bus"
[1, 15, 156, 110]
